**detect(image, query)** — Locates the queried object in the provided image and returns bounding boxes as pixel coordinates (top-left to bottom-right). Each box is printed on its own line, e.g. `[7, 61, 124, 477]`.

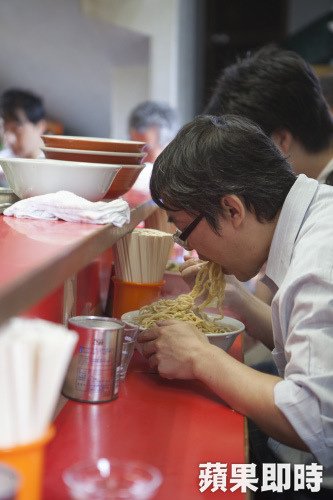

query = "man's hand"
[179, 257, 206, 289]
[137, 319, 210, 380]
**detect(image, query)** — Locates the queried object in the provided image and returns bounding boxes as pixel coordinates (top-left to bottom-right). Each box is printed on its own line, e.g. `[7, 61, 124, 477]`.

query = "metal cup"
[62, 316, 124, 403]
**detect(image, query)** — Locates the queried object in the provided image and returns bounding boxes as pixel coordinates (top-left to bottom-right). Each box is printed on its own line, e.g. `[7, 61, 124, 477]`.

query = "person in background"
[206, 46, 333, 186]
[205, 46, 333, 305]
[127, 100, 183, 263]
[0, 89, 47, 159]
[128, 100, 179, 194]
[139, 115, 333, 498]
[0, 89, 47, 186]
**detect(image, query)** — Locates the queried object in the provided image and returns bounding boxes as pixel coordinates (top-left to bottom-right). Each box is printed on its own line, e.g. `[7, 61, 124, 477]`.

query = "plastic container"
[0, 426, 55, 500]
[112, 278, 164, 319]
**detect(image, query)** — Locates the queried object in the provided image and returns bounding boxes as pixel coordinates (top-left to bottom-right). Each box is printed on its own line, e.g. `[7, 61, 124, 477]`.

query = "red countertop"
[0, 201, 156, 324]
[0, 202, 247, 499]
[44, 340, 246, 499]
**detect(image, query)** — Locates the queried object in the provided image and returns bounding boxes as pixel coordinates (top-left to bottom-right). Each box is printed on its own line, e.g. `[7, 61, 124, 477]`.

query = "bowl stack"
[41, 135, 147, 199]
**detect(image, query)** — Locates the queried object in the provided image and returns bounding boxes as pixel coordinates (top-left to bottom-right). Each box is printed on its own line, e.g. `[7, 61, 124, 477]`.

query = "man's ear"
[220, 195, 245, 228]
[271, 129, 293, 155]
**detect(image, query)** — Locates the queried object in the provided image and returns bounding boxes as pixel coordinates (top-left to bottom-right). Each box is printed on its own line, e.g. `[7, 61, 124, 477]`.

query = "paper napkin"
[3, 191, 130, 226]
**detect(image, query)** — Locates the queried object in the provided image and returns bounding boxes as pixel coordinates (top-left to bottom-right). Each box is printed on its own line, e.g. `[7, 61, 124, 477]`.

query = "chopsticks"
[114, 228, 174, 283]
[0, 318, 78, 448]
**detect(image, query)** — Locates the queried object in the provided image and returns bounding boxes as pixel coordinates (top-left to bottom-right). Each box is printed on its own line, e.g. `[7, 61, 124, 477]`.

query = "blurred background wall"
[0, 0, 332, 138]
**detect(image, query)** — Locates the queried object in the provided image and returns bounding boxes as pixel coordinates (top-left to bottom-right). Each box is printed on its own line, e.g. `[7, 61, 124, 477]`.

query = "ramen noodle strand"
[135, 262, 229, 333]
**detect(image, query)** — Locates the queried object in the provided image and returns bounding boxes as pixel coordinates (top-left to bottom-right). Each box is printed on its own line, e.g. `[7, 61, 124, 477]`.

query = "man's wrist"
[191, 342, 226, 382]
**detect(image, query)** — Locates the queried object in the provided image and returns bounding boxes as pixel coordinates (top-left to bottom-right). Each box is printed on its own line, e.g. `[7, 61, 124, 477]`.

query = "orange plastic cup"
[112, 278, 164, 318]
[0, 426, 55, 500]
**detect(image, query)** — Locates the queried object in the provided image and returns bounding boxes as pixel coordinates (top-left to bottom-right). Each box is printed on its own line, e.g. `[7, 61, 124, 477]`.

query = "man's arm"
[139, 321, 307, 451]
[192, 341, 307, 450]
[255, 280, 274, 305]
[223, 276, 274, 350]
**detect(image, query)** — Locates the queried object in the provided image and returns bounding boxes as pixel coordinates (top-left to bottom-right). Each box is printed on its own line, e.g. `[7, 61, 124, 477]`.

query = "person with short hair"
[0, 89, 47, 186]
[127, 100, 180, 246]
[0, 88, 47, 159]
[138, 115, 333, 498]
[128, 100, 178, 194]
[205, 46, 333, 185]
[129, 100, 179, 164]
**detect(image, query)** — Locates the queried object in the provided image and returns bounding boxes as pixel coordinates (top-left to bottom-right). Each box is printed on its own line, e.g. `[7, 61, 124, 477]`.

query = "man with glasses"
[172, 215, 203, 251]
[138, 114, 333, 498]
[205, 46, 333, 306]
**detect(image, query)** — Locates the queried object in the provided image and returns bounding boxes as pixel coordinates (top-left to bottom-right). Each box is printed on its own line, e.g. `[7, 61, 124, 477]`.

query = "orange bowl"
[104, 165, 145, 199]
[41, 147, 146, 165]
[41, 135, 146, 153]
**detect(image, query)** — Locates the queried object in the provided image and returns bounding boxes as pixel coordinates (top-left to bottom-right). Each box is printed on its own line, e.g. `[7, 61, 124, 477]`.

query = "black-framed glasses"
[172, 215, 203, 250]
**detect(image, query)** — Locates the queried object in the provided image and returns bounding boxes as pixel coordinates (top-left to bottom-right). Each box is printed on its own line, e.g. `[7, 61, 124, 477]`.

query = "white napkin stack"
[3, 191, 130, 226]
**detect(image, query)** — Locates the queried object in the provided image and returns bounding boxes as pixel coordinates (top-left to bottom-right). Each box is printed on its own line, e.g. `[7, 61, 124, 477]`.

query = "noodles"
[135, 262, 230, 333]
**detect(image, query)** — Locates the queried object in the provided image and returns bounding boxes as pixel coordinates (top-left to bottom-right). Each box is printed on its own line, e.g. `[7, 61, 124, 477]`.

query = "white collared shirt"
[262, 174, 333, 471]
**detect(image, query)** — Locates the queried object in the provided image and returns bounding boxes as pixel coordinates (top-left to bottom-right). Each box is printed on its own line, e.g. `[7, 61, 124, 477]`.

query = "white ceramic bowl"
[121, 310, 245, 352]
[0, 158, 122, 201]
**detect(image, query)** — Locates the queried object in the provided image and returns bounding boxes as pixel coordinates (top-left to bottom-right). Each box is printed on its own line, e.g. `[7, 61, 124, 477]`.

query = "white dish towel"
[3, 191, 130, 226]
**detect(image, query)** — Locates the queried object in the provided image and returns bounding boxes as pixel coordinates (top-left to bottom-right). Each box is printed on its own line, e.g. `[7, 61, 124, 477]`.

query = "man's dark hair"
[128, 100, 178, 147]
[0, 89, 45, 124]
[205, 46, 333, 154]
[319, 74, 333, 109]
[150, 115, 296, 232]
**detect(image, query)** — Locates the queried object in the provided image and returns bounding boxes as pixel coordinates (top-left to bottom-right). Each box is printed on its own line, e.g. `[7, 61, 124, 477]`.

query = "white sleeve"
[273, 269, 333, 468]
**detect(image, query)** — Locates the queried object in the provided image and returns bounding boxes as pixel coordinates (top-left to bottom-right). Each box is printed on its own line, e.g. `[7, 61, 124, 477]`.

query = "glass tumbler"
[120, 324, 139, 381]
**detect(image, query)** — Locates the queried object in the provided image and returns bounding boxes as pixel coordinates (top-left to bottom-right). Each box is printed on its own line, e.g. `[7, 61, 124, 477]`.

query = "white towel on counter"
[3, 190, 130, 226]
